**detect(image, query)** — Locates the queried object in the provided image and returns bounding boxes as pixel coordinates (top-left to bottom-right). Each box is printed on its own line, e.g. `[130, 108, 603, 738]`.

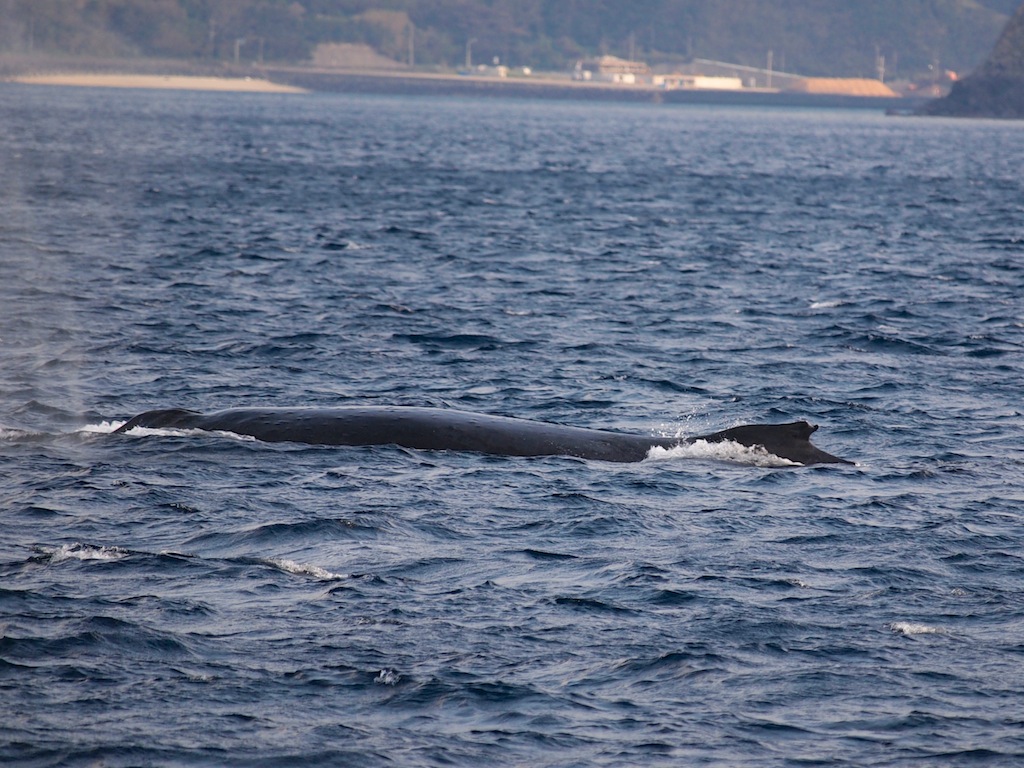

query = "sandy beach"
[11, 72, 306, 93]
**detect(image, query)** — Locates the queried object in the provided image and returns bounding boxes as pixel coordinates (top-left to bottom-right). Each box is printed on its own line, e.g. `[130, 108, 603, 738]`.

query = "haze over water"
[2, 84, 1023, 766]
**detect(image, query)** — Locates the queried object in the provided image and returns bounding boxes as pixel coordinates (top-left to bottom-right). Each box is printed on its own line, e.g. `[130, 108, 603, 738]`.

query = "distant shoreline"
[2, 55, 930, 110]
[266, 66, 930, 111]
[10, 72, 306, 94]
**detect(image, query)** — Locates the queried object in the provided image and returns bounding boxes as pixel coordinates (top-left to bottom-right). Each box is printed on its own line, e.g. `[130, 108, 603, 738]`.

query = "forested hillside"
[926, 1, 1024, 116]
[1, 0, 1018, 78]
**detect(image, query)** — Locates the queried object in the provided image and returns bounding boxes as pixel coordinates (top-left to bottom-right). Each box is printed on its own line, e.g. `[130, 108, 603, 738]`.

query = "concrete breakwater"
[266, 66, 927, 111]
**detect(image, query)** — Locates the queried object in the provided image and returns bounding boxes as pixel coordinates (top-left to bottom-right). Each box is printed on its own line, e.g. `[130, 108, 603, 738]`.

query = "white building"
[652, 74, 744, 91]
[573, 56, 650, 84]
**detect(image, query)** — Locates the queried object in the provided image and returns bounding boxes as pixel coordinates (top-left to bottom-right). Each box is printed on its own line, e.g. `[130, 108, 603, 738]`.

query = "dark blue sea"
[2, 83, 1023, 767]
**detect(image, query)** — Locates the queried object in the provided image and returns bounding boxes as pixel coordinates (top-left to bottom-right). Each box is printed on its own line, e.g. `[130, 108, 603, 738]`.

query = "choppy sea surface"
[2, 84, 1023, 767]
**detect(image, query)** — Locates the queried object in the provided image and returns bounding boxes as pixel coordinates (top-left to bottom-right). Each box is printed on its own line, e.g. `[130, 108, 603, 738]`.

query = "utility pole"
[406, 23, 415, 67]
[465, 38, 476, 70]
[767, 49, 773, 89]
[207, 19, 217, 58]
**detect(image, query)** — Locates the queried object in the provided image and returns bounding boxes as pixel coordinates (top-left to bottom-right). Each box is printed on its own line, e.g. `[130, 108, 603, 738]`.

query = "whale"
[113, 406, 852, 465]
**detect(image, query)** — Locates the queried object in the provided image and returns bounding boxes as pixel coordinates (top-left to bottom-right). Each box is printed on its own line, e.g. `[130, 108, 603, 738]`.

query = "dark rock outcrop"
[925, 3, 1024, 118]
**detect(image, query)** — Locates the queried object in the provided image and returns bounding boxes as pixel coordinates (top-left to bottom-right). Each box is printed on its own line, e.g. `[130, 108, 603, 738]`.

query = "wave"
[889, 621, 946, 636]
[262, 557, 348, 581]
[37, 543, 131, 564]
[374, 668, 401, 686]
[25, 542, 348, 586]
[77, 420, 124, 434]
[0, 427, 39, 440]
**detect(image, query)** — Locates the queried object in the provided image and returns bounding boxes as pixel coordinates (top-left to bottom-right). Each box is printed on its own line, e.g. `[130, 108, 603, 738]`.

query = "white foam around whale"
[646, 439, 800, 467]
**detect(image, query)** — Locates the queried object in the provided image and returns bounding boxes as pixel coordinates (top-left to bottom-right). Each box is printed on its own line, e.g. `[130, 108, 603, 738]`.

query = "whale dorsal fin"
[692, 421, 851, 465]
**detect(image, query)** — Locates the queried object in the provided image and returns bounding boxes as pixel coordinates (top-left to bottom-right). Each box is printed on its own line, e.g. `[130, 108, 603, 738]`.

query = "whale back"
[113, 406, 851, 465]
[194, 406, 655, 462]
[114, 408, 202, 433]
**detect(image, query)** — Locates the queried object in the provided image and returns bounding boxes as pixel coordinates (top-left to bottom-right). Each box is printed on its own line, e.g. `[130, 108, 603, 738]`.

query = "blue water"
[2, 84, 1024, 766]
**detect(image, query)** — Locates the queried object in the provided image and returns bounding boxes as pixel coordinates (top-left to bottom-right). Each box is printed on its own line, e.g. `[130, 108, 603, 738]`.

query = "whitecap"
[889, 621, 944, 636]
[646, 439, 799, 468]
[265, 558, 347, 581]
[374, 668, 401, 686]
[78, 420, 125, 434]
[810, 299, 844, 309]
[43, 543, 130, 564]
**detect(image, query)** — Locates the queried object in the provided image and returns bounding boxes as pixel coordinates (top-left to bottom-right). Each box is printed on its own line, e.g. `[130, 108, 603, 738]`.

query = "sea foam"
[647, 439, 800, 468]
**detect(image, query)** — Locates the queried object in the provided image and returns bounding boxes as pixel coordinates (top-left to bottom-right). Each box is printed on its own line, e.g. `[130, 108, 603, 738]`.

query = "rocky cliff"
[925, 2, 1024, 117]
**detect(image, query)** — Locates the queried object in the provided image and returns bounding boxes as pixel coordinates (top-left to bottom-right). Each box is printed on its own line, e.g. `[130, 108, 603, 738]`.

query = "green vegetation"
[0, 0, 1016, 78]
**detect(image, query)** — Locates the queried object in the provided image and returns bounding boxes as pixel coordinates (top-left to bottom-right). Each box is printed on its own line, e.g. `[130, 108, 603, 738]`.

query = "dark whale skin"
[114, 406, 852, 466]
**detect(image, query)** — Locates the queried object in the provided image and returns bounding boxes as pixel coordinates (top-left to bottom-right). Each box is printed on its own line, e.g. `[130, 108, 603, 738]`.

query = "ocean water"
[2, 84, 1023, 766]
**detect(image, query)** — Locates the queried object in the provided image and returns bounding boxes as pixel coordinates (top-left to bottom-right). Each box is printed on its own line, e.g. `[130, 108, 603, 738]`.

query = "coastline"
[265, 66, 930, 111]
[10, 72, 306, 94]
[1, 55, 931, 110]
